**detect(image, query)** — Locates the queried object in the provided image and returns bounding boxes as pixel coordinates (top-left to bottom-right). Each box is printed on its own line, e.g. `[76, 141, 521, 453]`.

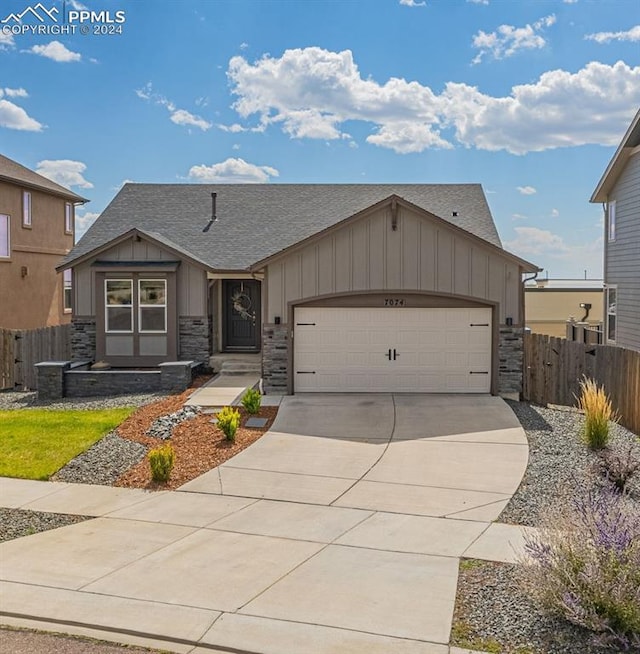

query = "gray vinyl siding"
[266, 205, 522, 324]
[606, 151, 640, 351]
[73, 236, 208, 317]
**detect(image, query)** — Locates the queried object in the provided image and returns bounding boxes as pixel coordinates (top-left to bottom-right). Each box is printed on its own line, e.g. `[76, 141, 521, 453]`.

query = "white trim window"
[138, 279, 167, 333]
[23, 191, 32, 227]
[0, 214, 9, 258]
[65, 202, 73, 235]
[605, 286, 617, 344]
[608, 201, 616, 242]
[105, 279, 133, 332]
[63, 269, 72, 312]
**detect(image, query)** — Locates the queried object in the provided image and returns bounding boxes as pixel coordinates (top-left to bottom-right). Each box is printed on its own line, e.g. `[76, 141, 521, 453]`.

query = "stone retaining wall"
[70, 318, 96, 361]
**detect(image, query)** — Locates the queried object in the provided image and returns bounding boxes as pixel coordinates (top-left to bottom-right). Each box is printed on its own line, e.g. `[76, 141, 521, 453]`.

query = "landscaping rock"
[145, 406, 200, 440]
[0, 508, 92, 542]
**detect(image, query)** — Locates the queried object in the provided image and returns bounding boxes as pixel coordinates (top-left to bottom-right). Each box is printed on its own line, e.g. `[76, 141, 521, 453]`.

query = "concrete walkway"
[0, 394, 530, 654]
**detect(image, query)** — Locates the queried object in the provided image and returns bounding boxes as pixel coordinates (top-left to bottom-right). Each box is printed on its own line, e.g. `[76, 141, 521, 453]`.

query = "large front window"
[139, 279, 167, 332]
[606, 286, 616, 343]
[105, 278, 167, 333]
[105, 279, 133, 332]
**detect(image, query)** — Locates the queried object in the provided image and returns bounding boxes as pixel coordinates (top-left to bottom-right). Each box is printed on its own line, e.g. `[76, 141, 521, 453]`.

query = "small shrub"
[148, 444, 175, 482]
[576, 377, 618, 450]
[241, 388, 262, 415]
[521, 485, 640, 650]
[216, 406, 241, 442]
[598, 443, 640, 492]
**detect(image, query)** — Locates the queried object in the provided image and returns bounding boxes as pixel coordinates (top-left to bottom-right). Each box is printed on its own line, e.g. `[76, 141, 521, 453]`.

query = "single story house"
[58, 184, 539, 396]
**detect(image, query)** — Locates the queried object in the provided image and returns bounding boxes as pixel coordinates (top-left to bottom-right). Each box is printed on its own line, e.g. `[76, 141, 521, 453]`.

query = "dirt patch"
[113, 378, 278, 490]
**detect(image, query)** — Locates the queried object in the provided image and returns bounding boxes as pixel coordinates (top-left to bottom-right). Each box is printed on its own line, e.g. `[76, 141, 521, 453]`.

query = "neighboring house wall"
[605, 150, 640, 350]
[0, 180, 73, 329]
[263, 204, 525, 394]
[525, 288, 603, 338]
[72, 235, 211, 364]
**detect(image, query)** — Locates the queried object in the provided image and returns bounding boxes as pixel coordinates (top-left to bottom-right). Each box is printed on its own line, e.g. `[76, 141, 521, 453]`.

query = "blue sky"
[1, 0, 639, 278]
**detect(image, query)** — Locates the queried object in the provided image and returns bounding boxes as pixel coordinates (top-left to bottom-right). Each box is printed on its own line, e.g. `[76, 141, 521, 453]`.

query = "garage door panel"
[294, 307, 492, 393]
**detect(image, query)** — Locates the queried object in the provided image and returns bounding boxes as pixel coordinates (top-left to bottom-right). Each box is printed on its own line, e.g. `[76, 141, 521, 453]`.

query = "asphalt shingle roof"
[0, 154, 89, 202]
[62, 183, 503, 270]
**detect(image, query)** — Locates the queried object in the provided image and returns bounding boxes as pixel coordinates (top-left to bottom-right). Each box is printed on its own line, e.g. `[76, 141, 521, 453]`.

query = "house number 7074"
[384, 299, 405, 307]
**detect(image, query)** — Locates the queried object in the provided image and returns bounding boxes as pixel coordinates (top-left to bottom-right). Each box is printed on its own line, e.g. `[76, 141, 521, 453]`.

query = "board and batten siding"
[73, 237, 208, 317]
[265, 205, 522, 323]
[606, 150, 640, 351]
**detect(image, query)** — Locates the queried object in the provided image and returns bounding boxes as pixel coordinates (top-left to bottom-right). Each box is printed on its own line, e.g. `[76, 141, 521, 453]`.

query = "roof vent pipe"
[202, 192, 218, 233]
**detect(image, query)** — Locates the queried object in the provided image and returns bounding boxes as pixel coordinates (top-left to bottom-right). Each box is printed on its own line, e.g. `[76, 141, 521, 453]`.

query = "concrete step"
[219, 361, 262, 375]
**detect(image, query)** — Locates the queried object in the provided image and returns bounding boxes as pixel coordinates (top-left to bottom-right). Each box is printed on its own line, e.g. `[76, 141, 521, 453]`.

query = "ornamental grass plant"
[148, 443, 175, 483]
[216, 406, 241, 442]
[576, 377, 618, 450]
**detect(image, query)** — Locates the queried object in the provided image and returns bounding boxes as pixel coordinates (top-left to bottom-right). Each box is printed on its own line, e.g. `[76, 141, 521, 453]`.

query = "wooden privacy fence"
[523, 332, 640, 436]
[0, 324, 71, 391]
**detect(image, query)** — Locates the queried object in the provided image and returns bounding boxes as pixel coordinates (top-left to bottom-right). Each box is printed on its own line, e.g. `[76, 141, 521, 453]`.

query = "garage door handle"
[469, 371, 489, 374]
[470, 323, 490, 327]
[296, 371, 316, 374]
[385, 349, 392, 360]
[393, 349, 399, 360]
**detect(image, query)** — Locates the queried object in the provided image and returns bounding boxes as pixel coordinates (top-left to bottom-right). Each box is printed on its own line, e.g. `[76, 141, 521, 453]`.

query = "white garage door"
[294, 307, 492, 393]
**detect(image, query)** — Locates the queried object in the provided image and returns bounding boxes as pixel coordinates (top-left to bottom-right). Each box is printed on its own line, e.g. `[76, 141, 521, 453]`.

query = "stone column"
[498, 326, 524, 396]
[262, 323, 289, 394]
[35, 361, 71, 401]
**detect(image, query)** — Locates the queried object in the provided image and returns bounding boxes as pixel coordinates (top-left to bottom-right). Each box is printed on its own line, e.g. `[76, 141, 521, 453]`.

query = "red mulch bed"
[113, 376, 277, 491]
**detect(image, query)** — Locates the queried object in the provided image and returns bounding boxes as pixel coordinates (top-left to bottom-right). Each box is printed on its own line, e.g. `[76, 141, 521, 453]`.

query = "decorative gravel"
[452, 401, 640, 654]
[51, 431, 147, 485]
[0, 508, 92, 542]
[500, 401, 639, 526]
[0, 390, 164, 412]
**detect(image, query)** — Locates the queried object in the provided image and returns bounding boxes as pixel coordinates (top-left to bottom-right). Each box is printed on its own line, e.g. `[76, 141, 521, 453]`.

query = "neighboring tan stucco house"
[591, 108, 640, 351]
[0, 154, 88, 329]
[525, 278, 604, 338]
[59, 184, 539, 395]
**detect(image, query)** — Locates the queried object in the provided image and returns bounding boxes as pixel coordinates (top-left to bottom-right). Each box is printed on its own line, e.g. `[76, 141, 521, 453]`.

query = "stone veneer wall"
[498, 326, 524, 396]
[262, 323, 289, 394]
[179, 316, 210, 366]
[71, 318, 96, 361]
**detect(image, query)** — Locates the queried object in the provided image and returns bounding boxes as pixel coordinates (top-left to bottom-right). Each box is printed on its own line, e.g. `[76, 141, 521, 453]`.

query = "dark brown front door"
[223, 280, 261, 350]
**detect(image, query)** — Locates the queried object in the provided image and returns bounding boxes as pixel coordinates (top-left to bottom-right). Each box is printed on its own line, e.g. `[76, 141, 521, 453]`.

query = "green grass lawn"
[0, 408, 134, 480]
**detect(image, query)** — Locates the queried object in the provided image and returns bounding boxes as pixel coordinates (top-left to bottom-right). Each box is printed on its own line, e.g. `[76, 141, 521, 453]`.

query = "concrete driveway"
[1, 394, 529, 654]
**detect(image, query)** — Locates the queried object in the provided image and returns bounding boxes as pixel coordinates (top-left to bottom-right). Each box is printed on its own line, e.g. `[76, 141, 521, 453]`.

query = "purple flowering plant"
[522, 483, 640, 650]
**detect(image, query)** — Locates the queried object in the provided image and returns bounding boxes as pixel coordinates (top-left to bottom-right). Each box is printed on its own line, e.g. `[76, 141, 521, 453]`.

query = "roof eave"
[0, 174, 89, 203]
[590, 109, 640, 203]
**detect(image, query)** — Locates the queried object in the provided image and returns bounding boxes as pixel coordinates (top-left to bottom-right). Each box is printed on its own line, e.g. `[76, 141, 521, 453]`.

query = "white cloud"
[512, 213, 528, 220]
[136, 82, 211, 131]
[228, 47, 450, 154]
[517, 185, 537, 195]
[169, 109, 212, 131]
[0, 98, 43, 131]
[29, 41, 81, 63]
[111, 179, 136, 191]
[67, 0, 87, 9]
[232, 143, 240, 150]
[227, 48, 640, 155]
[74, 211, 99, 239]
[472, 14, 556, 64]
[585, 25, 640, 44]
[187, 158, 279, 183]
[0, 31, 15, 50]
[467, 0, 489, 4]
[551, 208, 560, 217]
[4, 87, 28, 98]
[240, 42, 249, 49]
[399, 0, 426, 6]
[563, 0, 578, 3]
[505, 226, 569, 256]
[35, 159, 93, 189]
